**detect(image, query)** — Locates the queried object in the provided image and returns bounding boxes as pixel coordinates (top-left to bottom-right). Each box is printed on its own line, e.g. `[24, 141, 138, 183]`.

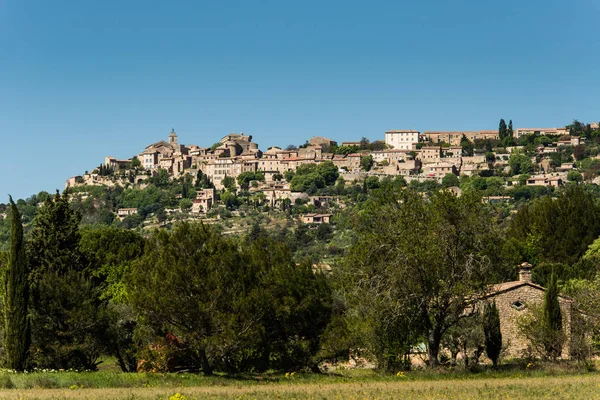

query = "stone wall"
[487, 284, 572, 358]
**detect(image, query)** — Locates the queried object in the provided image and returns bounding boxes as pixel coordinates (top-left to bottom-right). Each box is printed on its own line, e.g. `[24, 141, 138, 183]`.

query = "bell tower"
[169, 128, 178, 149]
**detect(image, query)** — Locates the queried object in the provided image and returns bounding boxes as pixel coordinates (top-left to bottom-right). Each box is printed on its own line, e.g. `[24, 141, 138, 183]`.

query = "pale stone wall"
[486, 284, 572, 358]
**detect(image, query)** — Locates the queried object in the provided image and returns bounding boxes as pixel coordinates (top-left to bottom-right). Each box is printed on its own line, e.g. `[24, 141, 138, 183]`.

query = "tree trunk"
[450, 349, 458, 367]
[427, 329, 442, 367]
[199, 349, 212, 375]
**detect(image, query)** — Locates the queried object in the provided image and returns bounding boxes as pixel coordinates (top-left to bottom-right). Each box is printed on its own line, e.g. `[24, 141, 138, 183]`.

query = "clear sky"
[1, 0, 599, 200]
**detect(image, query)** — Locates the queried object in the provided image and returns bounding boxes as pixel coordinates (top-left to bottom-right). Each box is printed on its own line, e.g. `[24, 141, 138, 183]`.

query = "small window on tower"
[512, 300, 526, 311]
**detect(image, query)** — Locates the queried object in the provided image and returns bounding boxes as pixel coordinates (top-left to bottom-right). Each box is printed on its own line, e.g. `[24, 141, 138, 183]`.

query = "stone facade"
[483, 265, 574, 358]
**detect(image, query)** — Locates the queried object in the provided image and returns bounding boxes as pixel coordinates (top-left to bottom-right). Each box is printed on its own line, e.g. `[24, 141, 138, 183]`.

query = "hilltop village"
[64, 121, 600, 221]
[3, 119, 600, 374]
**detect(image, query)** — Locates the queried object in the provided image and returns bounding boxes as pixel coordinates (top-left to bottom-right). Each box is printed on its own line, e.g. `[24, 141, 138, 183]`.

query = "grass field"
[0, 366, 597, 399]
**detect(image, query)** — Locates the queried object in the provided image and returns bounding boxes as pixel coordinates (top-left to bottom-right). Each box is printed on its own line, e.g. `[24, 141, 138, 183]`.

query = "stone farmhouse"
[301, 213, 332, 224]
[481, 263, 575, 359]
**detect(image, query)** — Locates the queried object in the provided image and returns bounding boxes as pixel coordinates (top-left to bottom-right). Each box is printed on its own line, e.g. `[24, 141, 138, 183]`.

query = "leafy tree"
[131, 156, 141, 169]
[360, 155, 374, 171]
[507, 186, 600, 265]
[508, 152, 534, 176]
[148, 169, 171, 187]
[442, 173, 460, 188]
[179, 198, 193, 211]
[237, 171, 265, 191]
[567, 170, 583, 184]
[460, 135, 474, 157]
[442, 315, 485, 368]
[316, 161, 339, 185]
[4, 196, 30, 371]
[222, 175, 236, 192]
[338, 189, 502, 367]
[272, 172, 283, 181]
[483, 301, 502, 367]
[122, 213, 143, 229]
[79, 227, 145, 371]
[156, 208, 168, 225]
[128, 223, 331, 373]
[28, 192, 107, 370]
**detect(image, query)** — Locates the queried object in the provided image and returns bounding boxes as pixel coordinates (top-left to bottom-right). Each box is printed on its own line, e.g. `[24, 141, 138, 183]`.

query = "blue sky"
[1, 0, 599, 199]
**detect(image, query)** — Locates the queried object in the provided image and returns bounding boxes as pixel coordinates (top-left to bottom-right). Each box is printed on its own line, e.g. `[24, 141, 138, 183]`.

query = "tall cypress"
[508, 120, 514, 138]
[498, 119, 507, 140]
[543, 272, 563, 359]
[4, 196, 30, 371]
[483, 301, 502, 367]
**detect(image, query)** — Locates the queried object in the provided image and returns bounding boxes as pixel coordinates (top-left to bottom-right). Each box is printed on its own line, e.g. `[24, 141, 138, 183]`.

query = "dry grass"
[0, 374, 599, 399]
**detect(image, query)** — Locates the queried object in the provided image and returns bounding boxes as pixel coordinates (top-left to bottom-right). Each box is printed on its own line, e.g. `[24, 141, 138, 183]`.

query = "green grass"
[0, 363, 597, 399]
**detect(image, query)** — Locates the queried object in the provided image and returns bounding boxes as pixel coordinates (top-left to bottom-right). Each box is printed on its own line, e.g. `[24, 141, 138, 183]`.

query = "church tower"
[168, 128, 179, 150]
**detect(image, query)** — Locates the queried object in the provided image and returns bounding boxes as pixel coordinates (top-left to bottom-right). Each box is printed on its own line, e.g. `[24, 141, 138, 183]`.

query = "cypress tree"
[543, 272, 563, 359]
[4, 196, 30, 371]
[508, 120, 514, 138]
[498, 119, 507, 140]
[483, 301, 502, 367]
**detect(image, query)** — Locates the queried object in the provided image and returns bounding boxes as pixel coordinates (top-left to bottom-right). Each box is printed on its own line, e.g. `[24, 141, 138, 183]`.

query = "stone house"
[301, 213, 332, 224]
[192, 188, 215, 213]
[481, 263, 574, 359]
[423, 162, 458, 178]
[117, 208, 138, 220]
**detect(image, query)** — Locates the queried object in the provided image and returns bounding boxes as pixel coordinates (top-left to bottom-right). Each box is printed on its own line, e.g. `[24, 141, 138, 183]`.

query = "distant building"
[514, 127, 569, 139]
[301, 213, 332, 224]
[423, 131, 499, 146]
[117, 208, 138, 220]
[309, 136, 337, 148]
[192, 188, 215, 213]
[385, 130, 420, 150]
[482, 263, 575, 359]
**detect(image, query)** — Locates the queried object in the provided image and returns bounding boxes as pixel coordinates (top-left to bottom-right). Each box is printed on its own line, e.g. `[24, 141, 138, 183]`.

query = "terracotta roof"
[486, 280, 573, 301]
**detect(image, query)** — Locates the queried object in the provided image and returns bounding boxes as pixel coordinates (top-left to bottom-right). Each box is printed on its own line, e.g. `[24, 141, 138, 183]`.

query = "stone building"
[482, 263, 574, 359]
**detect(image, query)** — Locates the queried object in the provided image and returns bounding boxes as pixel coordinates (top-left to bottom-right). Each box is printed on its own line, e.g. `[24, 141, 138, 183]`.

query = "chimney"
[519, 262, 533, 282]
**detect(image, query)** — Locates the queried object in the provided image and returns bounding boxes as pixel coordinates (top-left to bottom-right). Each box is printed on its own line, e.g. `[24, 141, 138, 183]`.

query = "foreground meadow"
[0, 366, 598, 399]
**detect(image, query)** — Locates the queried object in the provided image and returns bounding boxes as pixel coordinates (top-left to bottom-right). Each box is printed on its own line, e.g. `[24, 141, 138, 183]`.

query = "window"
[511, 300, 526, 311]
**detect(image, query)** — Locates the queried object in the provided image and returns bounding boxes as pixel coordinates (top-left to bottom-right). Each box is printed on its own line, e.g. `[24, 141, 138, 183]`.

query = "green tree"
[460, 135, 474, 157]
[179, 198, 193, 211]
[4, 196, 30, 371]
[499, 119, 508, 141]
[441, 173, 460, 188]
[543, 273, 564, 360]
[567, 170, 583, 184]
[508, 152, 534, 176]
[28, 191, 107, 370]
[237, 171, 265, 191]
[483, 301, 502, 367]
[222, 175, 236, 192]
[316, 161, 339, 185]
[339, 189, 502, 367]
[131, 156, 141, 169]
[507, 186, 600, 265]
[128, 223, 331, 373]
[360, 155, 374, 171]
[79, 227, 146, 372]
